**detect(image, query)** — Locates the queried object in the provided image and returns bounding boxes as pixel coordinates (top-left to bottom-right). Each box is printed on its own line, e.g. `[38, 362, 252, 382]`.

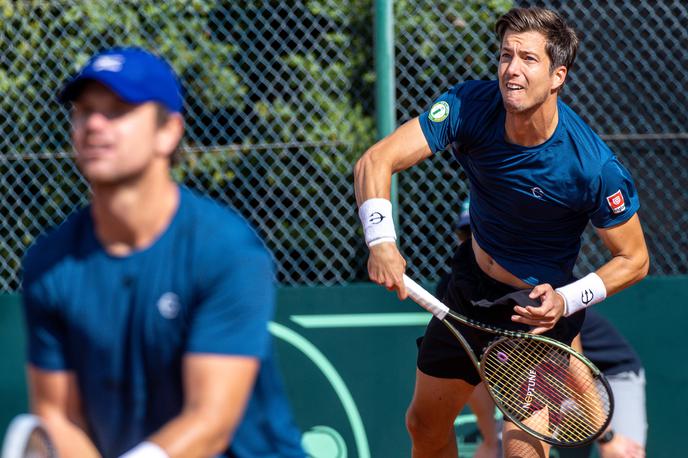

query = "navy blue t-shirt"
[419, 80, 640, 287]
[22, 186, 304, 458]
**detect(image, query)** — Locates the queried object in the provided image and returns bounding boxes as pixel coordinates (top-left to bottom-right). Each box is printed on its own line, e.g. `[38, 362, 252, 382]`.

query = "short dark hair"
[495, 7, 579, 74]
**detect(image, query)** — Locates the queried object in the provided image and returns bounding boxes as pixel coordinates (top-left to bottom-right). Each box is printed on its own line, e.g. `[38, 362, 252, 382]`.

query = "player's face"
[498, 30, 564, 113]
[71, 82, 163, 185]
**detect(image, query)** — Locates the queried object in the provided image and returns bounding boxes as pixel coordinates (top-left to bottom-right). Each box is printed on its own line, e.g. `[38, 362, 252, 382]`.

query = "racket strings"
[27, 428, 56, 458]
[485, 340, 602, 413]
[481, 338, 611, 445]
[504, 367, 601, 441]
[485, 343, 607, 439]
[483, 356, 594, 437]
[484, 355, 600, 443]
[493, 345, 605, 418]
[484, 341, 609, 442]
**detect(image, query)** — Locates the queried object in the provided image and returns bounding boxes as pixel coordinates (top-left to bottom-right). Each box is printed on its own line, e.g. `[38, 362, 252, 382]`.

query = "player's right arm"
[354, 117, 432, 299]
[21, 240, 101, 457]
[27, 366, 100, 458]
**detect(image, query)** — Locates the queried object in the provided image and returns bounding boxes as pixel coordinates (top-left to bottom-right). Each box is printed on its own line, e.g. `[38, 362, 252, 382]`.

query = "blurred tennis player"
[22, 47, 304, 458]
[354, 7, 649, 458]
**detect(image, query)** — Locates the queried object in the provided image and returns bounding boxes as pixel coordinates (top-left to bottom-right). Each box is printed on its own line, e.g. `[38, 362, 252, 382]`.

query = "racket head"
[479, 336, 614, 447]
[1, 414, 57, 458]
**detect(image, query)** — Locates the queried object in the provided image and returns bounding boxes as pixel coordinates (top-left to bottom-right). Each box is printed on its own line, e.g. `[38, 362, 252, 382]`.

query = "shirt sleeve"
[186, 223, 275, 359]
[22, 252, 70, 371]
[417, 84, 466, 154]
[588, 157, 641, 228]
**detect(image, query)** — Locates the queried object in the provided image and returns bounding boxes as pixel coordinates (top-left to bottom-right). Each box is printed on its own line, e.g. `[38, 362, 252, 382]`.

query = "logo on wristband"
[368, 212, 386, 224]
[581, 289, 594, 305]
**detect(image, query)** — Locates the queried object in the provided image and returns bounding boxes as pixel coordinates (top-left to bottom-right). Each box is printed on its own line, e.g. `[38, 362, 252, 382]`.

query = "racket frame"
[1, 414, 56, 458]
[478, 333, 615, 447]
[403, 274, 614, 447]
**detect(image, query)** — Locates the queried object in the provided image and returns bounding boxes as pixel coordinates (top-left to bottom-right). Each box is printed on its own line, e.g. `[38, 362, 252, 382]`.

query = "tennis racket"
[404, 274, 613, 448]
[1, 415, 57, 458]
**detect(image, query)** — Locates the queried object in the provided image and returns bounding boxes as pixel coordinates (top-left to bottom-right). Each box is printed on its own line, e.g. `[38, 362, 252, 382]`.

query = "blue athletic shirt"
[419, 80, 640, 287]
[22, 186, 305, 458]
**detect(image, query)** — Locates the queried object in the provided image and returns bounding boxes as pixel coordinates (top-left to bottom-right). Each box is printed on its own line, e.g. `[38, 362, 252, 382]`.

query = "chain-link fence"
[396, 0, 688, 281]
[1, 1, 686, 291]
[546, 0, 688, 279]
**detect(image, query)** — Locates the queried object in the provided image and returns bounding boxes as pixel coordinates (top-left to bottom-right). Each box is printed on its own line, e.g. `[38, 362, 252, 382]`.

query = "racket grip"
[403, 274, 450, 320]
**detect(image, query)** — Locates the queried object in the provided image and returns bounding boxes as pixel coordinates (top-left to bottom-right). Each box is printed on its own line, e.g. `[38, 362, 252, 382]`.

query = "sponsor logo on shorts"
[428, 101, 449, 122]
[606, 190, 626, 214]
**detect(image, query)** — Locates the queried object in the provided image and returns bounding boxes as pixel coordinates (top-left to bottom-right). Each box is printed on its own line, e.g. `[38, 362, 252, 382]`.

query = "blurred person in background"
[21, 47, 304, 458]
[566, 310, 647, 458]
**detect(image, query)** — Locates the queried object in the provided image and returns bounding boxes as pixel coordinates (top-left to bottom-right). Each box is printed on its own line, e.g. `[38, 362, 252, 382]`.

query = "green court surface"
[1, 276, 685, 457]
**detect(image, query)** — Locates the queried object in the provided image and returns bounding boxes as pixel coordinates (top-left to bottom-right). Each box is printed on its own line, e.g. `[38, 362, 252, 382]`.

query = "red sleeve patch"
[606, 190, 626, 214]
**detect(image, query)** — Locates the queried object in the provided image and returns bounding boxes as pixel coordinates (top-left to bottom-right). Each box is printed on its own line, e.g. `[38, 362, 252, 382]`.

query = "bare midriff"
[471, 237, 532, 289]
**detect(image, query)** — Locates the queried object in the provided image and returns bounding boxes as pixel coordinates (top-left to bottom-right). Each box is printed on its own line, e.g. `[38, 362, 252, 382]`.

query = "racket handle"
[403, 274, 450, 320]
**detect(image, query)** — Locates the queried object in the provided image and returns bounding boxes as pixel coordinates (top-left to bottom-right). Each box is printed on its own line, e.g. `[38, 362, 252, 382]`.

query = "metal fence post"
[374, 0, 398, 225]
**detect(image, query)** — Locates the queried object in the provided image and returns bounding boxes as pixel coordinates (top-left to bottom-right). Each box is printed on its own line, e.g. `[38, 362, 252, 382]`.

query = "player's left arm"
[141, 354, 260, 457]
[593, 213, 649, 294]
[515, 214, 648, 334]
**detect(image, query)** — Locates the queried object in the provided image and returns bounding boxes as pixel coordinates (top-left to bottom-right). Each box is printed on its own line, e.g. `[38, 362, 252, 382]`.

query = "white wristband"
[119, 442, 169, 458]
[555, 273, 607, 317]
[358, 198, 397, 247]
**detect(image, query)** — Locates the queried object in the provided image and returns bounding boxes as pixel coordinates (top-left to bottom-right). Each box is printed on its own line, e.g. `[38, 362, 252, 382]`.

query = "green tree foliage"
[0, 0, 512, 287]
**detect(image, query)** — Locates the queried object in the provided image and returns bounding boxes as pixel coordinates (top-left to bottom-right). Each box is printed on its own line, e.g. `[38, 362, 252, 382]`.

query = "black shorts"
[417, 241, 585, 386]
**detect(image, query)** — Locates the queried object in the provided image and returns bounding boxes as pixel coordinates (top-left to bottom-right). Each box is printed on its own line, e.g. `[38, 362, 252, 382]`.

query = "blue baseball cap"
[59, 47, 183, 113]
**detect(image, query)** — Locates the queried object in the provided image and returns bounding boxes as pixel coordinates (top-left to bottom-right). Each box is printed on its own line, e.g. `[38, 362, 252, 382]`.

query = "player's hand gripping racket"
[1, 415, 57, 458]
[403, 274, 614, 447]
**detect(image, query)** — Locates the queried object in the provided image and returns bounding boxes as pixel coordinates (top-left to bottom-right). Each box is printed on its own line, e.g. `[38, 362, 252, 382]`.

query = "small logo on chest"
[531, 187, 545, 199]
[157, 292, 180, 319]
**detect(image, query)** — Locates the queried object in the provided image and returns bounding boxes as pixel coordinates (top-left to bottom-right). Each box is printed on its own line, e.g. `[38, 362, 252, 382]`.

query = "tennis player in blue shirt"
[22, 47, 304, 458]
[354, 7, 649, 458]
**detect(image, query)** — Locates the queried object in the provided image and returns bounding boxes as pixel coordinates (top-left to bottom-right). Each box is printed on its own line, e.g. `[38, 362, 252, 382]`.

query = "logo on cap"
[92, 55, 124, 72]
[606, 190, 626, 214]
